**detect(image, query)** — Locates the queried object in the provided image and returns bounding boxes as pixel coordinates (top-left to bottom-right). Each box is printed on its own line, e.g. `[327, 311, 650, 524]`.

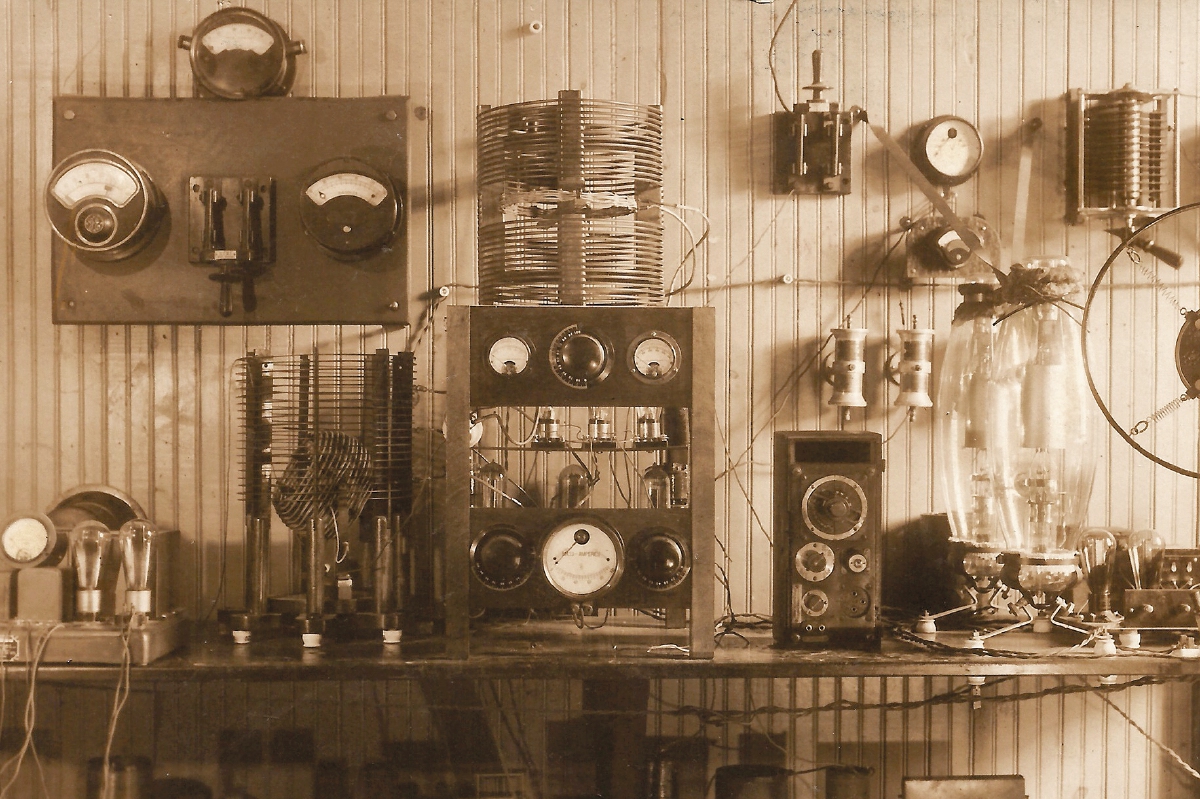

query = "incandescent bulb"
[119, 518, 159, 615]
[71, 521, 113, 618]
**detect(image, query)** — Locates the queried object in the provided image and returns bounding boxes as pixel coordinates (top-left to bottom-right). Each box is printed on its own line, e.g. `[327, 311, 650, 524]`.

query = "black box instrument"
[445, 306, 715, 658]
[774, 431, 883, 648]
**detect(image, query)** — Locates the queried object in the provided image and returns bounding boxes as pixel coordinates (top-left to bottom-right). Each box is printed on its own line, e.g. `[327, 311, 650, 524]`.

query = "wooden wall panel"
[1, 0, 1199, 794]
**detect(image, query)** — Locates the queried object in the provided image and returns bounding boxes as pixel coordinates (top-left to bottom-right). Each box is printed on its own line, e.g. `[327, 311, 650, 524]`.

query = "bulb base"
[232, 630, 251, 645]
[76, 588, 101, 616]
[128, 589, 152, 615]
[301, 632, 323, 648]
[382, 629, 402, 644]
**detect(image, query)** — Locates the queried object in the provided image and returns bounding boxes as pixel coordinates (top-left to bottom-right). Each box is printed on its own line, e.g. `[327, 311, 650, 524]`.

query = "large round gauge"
[541, 519, 624, 601]
[472, 526, 535, 590]
[631, 529, 690, 590]
[801, 475, 868, 540]
[0, 512, 65, 569]
[45, 150, 165, 261]
[549, 326, 613, 388]
[300, 158, 400, 259]
[911, 116, 984, 187]
[487, 336, 533, 376]
[628, 331, 681, 384]
[178, 7, 306, 99]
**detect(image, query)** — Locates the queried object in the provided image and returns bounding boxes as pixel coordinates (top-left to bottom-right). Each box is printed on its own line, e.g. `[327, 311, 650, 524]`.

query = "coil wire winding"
[477, 91, 665, 305]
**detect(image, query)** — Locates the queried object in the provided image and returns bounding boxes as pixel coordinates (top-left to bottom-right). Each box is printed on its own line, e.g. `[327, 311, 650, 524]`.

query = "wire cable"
[0, 625, 63, 799]
[768, 0, 802, 111]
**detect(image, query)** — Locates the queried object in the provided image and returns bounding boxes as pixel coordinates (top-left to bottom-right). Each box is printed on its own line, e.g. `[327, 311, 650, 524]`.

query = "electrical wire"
[0, 625, 63, 799]
[99, 619, 134, 799]
[1089, 680, 1200, 782]
[768, 0, 802, 111]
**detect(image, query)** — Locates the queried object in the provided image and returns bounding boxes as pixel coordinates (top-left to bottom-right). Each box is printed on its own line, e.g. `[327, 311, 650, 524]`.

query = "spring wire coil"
[477, 91, 665, 306]
[1082, 86, 1171, 216]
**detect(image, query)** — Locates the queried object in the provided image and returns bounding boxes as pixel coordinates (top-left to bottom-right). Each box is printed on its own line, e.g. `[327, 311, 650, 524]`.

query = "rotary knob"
[550, 327, 612, 388]
[633, 531, 690, 590]
[472, 527, 534, 590]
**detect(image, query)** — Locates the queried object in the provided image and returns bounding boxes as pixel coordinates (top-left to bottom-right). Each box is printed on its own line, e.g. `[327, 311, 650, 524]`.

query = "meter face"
[305, 173, 390, 207]
[201, 22, 276, 55]
[50, 161, 139, 208]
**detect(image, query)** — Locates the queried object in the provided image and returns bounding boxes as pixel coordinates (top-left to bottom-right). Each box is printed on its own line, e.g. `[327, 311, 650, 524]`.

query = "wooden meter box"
[445, 305, 715, 659]
[49, 96, 408, 325]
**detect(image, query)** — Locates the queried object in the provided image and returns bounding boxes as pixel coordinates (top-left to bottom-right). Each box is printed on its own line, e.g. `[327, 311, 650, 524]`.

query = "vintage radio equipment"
[445, 305, 715, 658]
[773, 431, 883, 648]
[231, 349, 414, 647]
[0, 485, 182, 665]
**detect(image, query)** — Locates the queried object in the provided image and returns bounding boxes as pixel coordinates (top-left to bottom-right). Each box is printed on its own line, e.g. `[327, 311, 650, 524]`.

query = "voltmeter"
[486, 336, 533, 376]
[0, 512, 66, 569]
[45, 149, 165, 261]
[541, 519, 624, 601]
[178, 7, 306, 99]
[628, 331, 681, 383]
[910, 116, 984, 187]
[300, 158, 401, 259]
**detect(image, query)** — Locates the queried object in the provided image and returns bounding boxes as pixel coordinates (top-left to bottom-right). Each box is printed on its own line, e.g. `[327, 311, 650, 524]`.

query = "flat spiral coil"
[477, 91, 664, 305]
[1083, 87, 1170, 216]
[237, 351, 414, 535]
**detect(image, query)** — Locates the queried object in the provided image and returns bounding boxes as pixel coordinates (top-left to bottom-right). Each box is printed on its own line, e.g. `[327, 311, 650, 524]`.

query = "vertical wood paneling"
[0, 1, 1198, 794]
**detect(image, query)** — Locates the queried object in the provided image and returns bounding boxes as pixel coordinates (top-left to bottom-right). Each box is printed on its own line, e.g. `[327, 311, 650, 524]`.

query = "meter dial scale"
[541, 519, 624, 600]
[0, 512, 64, 569]
[911, 116, 984, 187]
[179, 7, 305, 99]
[632, 529, 690, 590]
[472, 526, 535, 590]
[45, 150, 165, 261]
[629, 331, 682, 383]
[487, 336, 533, 376]
[300, 158, 400, 259]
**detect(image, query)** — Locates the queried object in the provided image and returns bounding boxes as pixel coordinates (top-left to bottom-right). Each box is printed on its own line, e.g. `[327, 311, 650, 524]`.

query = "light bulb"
[636, 406, 663, 443]
[1126, 529, 1166, 590]
[1078, 527, 1117, 616]
[556, 464, 591, 508]
[71, 521, 113, 618]
[119, 519, 158, 615]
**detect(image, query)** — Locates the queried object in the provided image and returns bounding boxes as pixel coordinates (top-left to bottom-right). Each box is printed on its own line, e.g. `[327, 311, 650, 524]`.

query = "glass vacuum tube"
[935, 284, 1020, 554]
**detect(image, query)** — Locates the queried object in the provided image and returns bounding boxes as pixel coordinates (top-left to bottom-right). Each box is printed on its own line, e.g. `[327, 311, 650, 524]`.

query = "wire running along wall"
[1, 0, 1200, 794]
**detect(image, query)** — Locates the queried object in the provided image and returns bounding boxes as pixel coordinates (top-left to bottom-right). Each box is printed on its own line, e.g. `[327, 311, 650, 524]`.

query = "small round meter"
[911, 116, 984, 187]
[487, 336, 533, 376]
[178, 7, 306, 99]
[628, 331, 681, 383]
[45, 150, 165, 261]
[541, 519, 624, 601]
[300, 158, 400, 259]
[0, 512, 65, 569]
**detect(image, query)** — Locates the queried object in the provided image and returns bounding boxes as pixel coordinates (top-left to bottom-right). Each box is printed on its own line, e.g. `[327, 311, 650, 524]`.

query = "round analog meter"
[549, 326, 612, 388]
[911, 116, 984, 187]
[45, 149, 165, 261]
[0, 512, 65, 569]
[178, 7, 305, 99]
[628, 331, 681, 383]
[300, 158, 400, 259]
[541, 519, 624, 601]
[487, 336, 533, 376]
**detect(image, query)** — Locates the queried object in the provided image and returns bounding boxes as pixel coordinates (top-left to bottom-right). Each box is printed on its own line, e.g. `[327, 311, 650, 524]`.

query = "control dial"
[549, 326, 612, 388]
[801, 475, 868, 540]
[632, 530, 690, 590]
[541, 519, 623, 600]
[801, 589, 830, 617]
[794, 542, 835, 582]
[472, 526, 534, 590]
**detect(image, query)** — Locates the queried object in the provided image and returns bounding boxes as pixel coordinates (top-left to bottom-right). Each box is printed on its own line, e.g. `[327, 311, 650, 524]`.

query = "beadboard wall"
[1, 1, 1198, 797]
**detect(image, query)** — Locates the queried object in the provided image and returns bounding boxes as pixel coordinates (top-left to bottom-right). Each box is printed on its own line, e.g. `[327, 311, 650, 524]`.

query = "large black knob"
[633, 532, 689, 590]
[472, 528, 533, 590]
[551, 329, 612, 387]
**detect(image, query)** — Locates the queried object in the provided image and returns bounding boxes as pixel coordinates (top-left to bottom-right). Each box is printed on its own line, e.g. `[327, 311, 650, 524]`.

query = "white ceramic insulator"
[232, 630, 251, 645]
[302, 632, 323, 648]
[383, 629, 403, 644]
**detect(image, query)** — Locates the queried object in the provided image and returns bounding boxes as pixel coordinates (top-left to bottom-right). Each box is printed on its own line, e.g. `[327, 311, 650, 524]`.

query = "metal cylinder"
[244, 515, 271, 615]
[828, 328, 868, 408]
[714, 765, 788, 799]
[895, 328, 935, 408]
[305, 518, 325, 620]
